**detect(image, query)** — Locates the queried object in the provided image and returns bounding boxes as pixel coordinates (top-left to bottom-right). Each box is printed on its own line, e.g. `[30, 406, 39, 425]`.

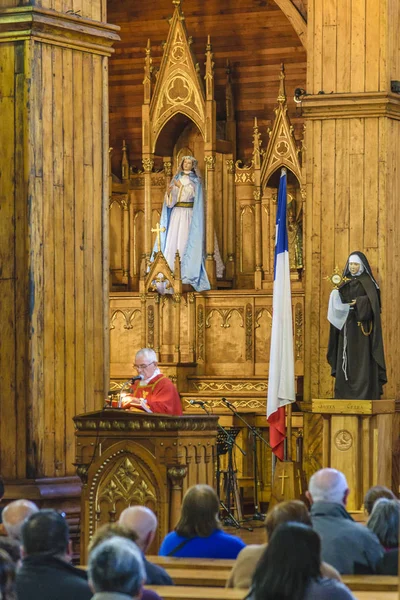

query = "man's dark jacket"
[310, 501, 383, 574]
[17, 554, 92, 600]
[144, 556, 173, 585]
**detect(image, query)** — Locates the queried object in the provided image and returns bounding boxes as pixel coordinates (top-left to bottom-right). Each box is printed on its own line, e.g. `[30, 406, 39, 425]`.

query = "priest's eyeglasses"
[134, 361, 155, 371]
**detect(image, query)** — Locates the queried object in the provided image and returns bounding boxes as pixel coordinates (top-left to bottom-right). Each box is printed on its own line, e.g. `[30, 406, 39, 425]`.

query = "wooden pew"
[342, 575, 398, 592]
[147, 556, 235, 570]
[149, 557, 398, 592]
[146, 587, 397, 600]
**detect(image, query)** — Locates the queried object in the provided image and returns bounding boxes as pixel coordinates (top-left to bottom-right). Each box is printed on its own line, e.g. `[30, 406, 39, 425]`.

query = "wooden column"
[225, 158, 236, 281]
[204, 154, 217, 286]
[0, 5, 119, 481]
[303, 0, 400, 403]
[142, 156, 154, 261]
[204, 36, 217, 288]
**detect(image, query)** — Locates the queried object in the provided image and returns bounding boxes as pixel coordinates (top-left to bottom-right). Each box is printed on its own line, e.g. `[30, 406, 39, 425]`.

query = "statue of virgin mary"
[153, 155, 211, 292]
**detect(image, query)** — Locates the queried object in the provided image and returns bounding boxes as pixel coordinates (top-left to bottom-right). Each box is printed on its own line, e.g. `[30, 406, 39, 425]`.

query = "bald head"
[2, 500, 39, 540]
[307, 468, 349, 506]
[119, 506, 157, 553]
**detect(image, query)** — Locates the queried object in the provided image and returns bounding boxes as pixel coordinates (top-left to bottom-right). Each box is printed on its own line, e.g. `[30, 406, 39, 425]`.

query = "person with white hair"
[119, 506, 172, 585]
[306, 468, 383, 574]
[327, 251, 386, 399]
[88, 537, 146, 600]
[2, 500, 38, 541]
[121, 348, 182, 415]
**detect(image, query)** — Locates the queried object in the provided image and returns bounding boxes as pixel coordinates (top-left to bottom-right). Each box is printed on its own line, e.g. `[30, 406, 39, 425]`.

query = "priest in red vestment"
[121, 348, 183, 416]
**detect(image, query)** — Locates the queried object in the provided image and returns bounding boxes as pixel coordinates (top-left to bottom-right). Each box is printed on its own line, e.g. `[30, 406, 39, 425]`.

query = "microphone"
[129, 375, 144, 384]
[222, 397, 235, 408]
[189, 400, 205, 407]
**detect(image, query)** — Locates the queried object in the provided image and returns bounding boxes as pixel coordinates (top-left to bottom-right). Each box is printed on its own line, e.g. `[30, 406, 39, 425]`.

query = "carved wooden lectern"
[74, 410, 218, 562]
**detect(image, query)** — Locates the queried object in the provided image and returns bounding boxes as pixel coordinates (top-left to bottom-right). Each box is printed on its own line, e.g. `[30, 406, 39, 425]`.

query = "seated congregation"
[0, 470, 398, 600]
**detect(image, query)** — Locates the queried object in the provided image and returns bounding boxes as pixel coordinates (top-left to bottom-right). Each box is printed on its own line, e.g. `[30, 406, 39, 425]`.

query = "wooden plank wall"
[0, 37, 109, 479]
[108, 0, 306, 175]
[0, 0, 107, 21]
[304, 0, 400, 401]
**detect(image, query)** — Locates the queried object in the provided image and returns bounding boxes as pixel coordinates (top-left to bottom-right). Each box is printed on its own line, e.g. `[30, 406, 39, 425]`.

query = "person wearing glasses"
[121, 348, 182, 416]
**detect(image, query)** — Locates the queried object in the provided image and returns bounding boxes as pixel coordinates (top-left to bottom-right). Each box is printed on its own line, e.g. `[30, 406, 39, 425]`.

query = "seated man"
[17, 509, 92, 600]
[119, 506, 173, 585]
[121, 348, 182, 416]
[88, 537, 161, 600]
[306, 468, 383, 574]
[2, 499, 38, 541]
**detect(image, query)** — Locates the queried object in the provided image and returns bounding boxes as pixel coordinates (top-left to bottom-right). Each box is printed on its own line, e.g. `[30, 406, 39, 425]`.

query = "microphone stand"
[222, 398, 270, 521]
[196, 403, 252, 532]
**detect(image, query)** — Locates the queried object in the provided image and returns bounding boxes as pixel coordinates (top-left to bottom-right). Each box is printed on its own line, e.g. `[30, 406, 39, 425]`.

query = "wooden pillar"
[142, 156, 154, 261]
[252, 118, 263, 290]
[122, 197, 130, 284]
[225, 158, 235, 280]
[204, 154, 217, 286]
[0, 4, 119, 480]
[303, 0, 400, 403]
[204, 35, 217, 288]
[163, 157, 172, 192]
[167, 465, 187, 529]
[173, 293, 181, 363]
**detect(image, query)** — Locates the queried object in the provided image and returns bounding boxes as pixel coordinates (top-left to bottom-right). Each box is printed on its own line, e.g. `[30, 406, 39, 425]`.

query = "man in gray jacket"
[306, 468, 383, 574]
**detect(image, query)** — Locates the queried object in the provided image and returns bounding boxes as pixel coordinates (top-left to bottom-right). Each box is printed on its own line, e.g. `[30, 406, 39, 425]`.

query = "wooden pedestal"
[302, 400, 400, 511]
[74, 410, 218, 562]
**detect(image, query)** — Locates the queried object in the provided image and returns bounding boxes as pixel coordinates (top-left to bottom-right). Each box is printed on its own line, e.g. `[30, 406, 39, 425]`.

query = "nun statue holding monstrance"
[327, 252, 387, 399]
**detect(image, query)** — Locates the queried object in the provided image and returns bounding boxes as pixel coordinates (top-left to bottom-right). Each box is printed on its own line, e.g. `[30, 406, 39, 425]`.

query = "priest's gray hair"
[88, 537, 145, 596]
[308, 468, 349, 505]
[136, 348, 157, 364]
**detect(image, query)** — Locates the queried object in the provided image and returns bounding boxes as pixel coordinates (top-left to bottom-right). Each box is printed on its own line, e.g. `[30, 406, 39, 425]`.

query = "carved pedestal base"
[302, 399, 400, 511]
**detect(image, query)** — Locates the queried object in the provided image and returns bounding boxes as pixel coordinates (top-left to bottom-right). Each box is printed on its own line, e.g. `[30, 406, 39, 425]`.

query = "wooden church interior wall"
[108, 0, 306, 177]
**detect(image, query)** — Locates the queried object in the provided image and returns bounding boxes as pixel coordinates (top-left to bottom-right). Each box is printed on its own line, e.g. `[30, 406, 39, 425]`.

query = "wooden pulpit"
[74, 410, 218, 562]
[302, 399, 400, 511]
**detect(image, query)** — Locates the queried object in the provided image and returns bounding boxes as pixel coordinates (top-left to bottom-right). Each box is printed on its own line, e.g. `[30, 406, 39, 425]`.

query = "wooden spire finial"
[277, 63, 286, 104]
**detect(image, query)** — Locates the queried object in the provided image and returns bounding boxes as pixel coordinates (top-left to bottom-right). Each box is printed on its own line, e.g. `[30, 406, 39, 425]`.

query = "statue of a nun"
[327, 252, 387, 399]
[152, 156, 211, 292]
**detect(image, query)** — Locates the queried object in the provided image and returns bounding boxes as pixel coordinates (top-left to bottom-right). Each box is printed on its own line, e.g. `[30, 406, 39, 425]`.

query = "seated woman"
[158, 484, 245, 559]
[226, 500, 340, 588]
[247, 523, 355, 600]
[367, 498, 400, 575]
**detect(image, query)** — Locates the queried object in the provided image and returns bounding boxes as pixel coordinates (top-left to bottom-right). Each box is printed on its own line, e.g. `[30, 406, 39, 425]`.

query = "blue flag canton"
[273, 172, 288, 275]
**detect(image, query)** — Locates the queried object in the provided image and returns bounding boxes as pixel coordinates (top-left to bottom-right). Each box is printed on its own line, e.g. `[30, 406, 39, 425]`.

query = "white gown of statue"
[163, 172, 224, 278]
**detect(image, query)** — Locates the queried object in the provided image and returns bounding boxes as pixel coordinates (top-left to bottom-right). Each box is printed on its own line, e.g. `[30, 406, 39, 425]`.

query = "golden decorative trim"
[205, 307, 244, 329]
[191, 381, 267, 392]
[255, 307, 273, 329]
[0, 6, 120, 56]
[302, 92, 400, 121]
[147, 305, 154, 348]
[334, 430, 353, 451]
[295, 303, 303, 360]
[197, 305, 205, 362]
[184, 397, 265, 410]
[302, 399, 397, 415]
[245, 304, 253, 361]
[110, 309, 141, 331]
[226, 159, 235, 174]
[204, 154, 216, 169]
[142, 158, 154, 173]
[75, 415, 219, 433]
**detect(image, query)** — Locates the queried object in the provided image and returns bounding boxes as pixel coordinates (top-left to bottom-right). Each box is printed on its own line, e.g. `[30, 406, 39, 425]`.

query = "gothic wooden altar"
[74, 410, 218, 562]
[108, 0, 307, 504]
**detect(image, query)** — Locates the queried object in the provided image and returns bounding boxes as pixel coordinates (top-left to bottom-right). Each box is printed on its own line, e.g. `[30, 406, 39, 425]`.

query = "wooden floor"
[224, 517, 267, 546]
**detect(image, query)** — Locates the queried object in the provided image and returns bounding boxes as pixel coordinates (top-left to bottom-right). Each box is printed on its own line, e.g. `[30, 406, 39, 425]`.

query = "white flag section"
[267, 168, 295, 460]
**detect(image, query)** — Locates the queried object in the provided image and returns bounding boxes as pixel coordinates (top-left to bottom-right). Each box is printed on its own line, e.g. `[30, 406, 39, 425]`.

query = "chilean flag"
[267, 169, 295, 460]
